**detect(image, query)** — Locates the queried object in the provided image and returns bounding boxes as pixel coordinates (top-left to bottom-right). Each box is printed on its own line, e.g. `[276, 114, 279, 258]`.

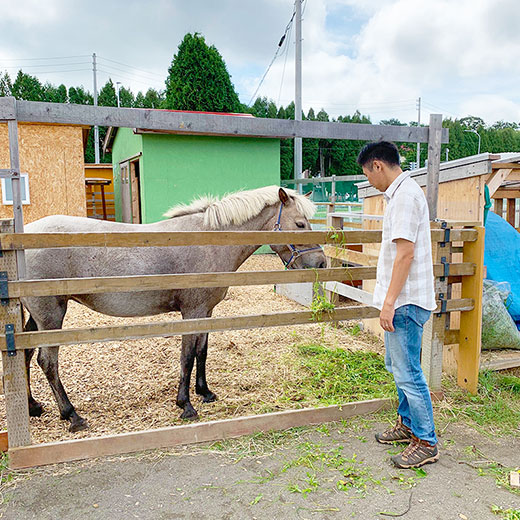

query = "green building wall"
[112, 130, 280, 224]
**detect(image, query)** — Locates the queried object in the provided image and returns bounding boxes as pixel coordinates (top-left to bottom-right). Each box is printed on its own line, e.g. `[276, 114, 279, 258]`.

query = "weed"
[250, 494, 263, 505]
[491, 505, 520, 519]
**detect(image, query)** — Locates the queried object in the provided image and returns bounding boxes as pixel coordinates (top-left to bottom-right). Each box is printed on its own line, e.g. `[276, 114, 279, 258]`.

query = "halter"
[274, 203, 322, 269]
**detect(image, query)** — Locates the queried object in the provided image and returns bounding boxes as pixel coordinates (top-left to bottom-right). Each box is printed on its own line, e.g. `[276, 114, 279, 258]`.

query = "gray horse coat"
[23, 186, 326, 431]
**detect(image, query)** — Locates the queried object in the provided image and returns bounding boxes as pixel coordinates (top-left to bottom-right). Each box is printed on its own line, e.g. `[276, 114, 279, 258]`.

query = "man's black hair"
[357, 141, 400, 168]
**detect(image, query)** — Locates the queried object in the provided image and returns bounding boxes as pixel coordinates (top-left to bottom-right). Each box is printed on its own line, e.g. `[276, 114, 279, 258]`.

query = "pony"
[22, 186, 326, 431]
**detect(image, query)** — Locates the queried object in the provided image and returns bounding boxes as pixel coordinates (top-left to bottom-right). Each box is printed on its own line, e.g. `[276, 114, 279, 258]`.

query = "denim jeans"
[384, 304, 438, 445]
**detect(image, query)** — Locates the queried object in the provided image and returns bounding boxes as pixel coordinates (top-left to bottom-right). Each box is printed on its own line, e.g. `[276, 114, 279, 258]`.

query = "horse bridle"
[274, 203, 322, 269]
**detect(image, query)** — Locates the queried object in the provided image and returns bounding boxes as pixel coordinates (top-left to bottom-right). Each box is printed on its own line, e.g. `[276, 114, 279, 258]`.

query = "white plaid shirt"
[372, 171, 436, 311]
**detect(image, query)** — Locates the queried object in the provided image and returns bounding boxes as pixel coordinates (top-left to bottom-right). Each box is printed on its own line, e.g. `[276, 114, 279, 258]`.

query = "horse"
[22, 186, 327, 432]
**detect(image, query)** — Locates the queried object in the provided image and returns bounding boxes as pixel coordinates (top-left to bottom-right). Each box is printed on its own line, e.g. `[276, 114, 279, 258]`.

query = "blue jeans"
[384, 304, 438, 445]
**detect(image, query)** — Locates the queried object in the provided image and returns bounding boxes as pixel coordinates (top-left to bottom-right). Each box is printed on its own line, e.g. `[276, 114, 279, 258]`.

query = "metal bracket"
[436, 293, 447, 316]
[0, 271, 8, 305]
[5, 323, 15, 356]
[440, 257, 449, 281]
[440, 221, 450, 248]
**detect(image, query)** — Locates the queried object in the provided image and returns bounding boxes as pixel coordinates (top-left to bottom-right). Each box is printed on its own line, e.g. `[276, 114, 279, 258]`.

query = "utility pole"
[294, 0, 302, 194]
[92, 53, 100, 164]
[416, 97, 421, 168]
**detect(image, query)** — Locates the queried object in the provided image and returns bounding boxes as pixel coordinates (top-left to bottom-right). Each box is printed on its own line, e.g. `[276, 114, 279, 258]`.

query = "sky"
[1, 0, 520, 126]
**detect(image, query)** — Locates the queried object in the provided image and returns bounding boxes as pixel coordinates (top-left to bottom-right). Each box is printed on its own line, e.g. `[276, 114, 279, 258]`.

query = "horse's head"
[270, 188, 327, 269]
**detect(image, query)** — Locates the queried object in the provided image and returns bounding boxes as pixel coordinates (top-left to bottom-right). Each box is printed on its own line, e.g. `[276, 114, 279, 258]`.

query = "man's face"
[362, 160, 384, 191]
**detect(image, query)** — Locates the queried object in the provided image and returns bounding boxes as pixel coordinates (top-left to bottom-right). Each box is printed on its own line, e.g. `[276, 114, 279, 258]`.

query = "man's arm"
[380, 239, 415, 332]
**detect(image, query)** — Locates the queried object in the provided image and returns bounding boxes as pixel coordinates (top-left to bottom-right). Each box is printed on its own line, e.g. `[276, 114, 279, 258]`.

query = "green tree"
[68, 86, 93, 105]
[43, 83, 68, 103]
[11, 70, 44, 101]
[0, 72, 12, 96]
[118, 86, 134, 108]
[165, 32, 241, 112]
[98, 79, 117, 107]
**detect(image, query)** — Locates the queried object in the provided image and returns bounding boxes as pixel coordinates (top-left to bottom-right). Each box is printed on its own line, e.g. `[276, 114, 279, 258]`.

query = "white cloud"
[459, 95, 520, 124]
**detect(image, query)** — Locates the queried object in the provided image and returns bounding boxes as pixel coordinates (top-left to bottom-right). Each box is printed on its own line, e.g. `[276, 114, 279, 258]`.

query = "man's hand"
[380, 302, 395, 332]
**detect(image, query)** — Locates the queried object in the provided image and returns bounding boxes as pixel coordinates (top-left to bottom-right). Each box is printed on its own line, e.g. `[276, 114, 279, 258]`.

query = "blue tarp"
[484, 211, 520, 325]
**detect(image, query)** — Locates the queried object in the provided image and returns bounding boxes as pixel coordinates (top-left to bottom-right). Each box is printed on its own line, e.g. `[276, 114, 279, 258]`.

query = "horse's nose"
[318, 260, 326, 269]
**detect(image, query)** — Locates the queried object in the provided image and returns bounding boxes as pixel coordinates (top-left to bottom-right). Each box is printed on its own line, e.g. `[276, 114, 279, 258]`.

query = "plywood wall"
[0, 123, 87, 223]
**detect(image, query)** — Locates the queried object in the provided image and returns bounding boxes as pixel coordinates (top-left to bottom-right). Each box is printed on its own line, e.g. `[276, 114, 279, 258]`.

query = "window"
[1, 174, 30, 205]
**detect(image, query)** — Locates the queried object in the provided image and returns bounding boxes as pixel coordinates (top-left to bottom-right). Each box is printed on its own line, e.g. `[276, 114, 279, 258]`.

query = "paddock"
[0, 97, 484, 470]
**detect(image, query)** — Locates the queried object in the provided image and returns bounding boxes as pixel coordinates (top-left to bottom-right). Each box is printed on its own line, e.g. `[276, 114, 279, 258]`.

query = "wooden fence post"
[0, 219, 31, 448]
[426, 114, 443, 220]
[421, 223, 450, 392]
[458, 226, 485, 394]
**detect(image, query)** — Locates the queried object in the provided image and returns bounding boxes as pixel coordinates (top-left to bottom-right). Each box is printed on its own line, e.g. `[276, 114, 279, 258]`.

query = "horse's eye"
[296, 222, 305, 229]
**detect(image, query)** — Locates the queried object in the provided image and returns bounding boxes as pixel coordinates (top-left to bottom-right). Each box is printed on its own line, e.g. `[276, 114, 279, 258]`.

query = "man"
[357, 141, 439, 469]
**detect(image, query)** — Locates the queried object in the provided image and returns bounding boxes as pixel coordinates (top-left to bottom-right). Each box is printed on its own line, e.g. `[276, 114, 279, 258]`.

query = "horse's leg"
[24, 315, 44, 416]
[195, 333, 217, 403]
[29, 297, 87, 432]
[176, 334, 199, 419]
[37, 346, 87, 432]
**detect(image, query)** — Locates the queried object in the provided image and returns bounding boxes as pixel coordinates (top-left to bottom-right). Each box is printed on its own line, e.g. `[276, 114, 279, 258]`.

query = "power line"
[97, 56, 164, 78]
[97, 68, 163, 89]
[0, 54, 91, 61]
[99, 62, 165, 83]
[248, 6, 297, 106]
[0, 62, 91, 70]
[277, 14, 293, 106]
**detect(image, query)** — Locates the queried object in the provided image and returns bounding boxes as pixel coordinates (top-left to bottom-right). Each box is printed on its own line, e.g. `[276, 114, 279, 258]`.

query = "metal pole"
[416, 97, 421, 168]
[93, 53, 100, 164]
[294, 0, 302, 194]
[116, 82, 121, 108]
[7, 102, 26, 279]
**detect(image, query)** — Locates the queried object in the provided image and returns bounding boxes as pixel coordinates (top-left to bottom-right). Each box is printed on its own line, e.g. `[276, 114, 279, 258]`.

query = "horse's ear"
[303, 191, 312, 198]
[278, 188, 290, 205]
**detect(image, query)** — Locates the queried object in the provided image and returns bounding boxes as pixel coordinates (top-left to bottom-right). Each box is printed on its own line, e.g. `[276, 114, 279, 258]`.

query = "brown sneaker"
[375, 416, 412, 444]
[391, 435, 439, 468]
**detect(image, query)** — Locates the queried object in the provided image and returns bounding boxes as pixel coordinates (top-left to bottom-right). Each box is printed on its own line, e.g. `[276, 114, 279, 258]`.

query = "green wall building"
[105, 121, 280, 224]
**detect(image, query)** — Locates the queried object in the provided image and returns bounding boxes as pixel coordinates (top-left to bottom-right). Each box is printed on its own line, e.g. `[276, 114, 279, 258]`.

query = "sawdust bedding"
[0, 255, 383, 444]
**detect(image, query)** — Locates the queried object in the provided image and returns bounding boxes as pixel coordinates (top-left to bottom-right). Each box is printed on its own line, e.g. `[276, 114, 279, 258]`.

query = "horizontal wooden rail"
[7, 263, 476, 298]
[0, 228, 477, 250]
[0, 98, 449, 143]
[1, 299, 473, 351]
[9, 398, 393, 469]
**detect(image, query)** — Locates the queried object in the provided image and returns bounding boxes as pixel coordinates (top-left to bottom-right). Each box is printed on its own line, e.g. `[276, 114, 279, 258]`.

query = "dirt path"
[2, 414, 519, 519]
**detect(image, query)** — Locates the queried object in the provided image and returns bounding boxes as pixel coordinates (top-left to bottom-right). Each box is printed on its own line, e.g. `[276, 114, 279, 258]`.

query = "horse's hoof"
[29, 401, 44, 417]
[69, 418, 88, 433]
[180, 408, 199, 420]
[202, 392, 217, 403]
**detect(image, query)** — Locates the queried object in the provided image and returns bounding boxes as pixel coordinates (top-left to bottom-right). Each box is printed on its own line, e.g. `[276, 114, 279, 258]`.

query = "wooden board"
[8, 398, 394, 469]
[458, 227, 485, 394]
[1, 98, 449, 144]
[0, 228, 477, 250]
[1, 299, 473, 352]
[0, 431, 8, 453]
[0, 123, 86, 223]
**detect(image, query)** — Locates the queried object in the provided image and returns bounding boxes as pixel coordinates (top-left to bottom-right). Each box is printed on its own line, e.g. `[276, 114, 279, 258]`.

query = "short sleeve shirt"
[372, 171, 436, 311]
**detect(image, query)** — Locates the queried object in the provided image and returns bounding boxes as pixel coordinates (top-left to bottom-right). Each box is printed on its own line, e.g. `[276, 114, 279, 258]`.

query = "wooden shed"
[103, 110, 280, 224]
[0, 122, 89, 223]
[84, 163, 115, 221]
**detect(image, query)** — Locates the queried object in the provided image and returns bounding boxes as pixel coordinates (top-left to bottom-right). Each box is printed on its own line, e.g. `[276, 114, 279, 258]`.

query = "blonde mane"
[163, 186, 315, 229]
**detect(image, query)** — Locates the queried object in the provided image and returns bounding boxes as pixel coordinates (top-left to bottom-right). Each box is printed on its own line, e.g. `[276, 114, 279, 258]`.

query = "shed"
[0, 122, 89, 223]
[104, 111, 281, 224]
[84, 163, 115, 221]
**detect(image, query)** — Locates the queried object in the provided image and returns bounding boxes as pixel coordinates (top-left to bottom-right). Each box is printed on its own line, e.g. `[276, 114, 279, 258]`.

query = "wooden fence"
[0, 223, 482, 468]
[0, 97, 458, 467]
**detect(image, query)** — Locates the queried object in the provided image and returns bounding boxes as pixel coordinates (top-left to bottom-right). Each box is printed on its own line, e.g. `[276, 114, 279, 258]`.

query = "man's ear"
[278, 188, 290, 204]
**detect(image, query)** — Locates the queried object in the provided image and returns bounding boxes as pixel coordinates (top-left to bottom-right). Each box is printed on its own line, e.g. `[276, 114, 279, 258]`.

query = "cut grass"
[280, 342, 395, 406]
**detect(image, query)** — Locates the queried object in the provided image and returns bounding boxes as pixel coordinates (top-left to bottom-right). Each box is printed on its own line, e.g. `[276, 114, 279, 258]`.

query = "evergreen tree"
[11, 70, 44, 101]
[165, 32, 241, 112]
[0, 72, 12, 96]
[118, 86, 134, 108]
[98, 79, 118, 107]
[68, 86, 93, 105]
